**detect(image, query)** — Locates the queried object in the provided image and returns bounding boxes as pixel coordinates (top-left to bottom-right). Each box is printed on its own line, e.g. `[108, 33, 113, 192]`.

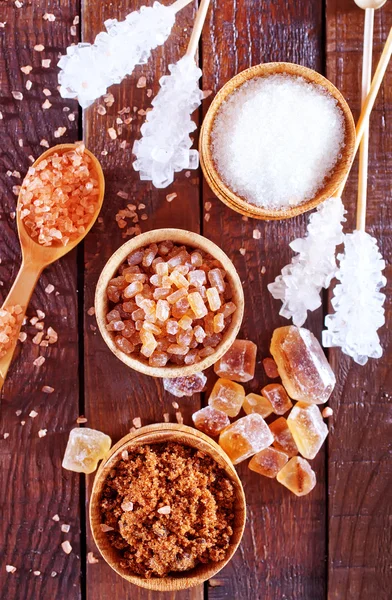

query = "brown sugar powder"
[99, 442, 235, 578]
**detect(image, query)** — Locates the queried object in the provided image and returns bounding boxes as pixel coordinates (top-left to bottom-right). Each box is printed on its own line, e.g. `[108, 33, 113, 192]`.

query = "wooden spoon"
[0, 143, 105, 390]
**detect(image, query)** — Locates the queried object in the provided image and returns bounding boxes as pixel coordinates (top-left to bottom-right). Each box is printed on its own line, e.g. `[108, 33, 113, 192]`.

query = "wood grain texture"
[326, 1, 392, 599]
[202, 2, 327, 599]
[82, 1, 203, 598]
[0, 1, 81, 599]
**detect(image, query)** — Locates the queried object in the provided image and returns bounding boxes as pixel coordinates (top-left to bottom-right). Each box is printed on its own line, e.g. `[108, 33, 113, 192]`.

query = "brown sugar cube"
[243, 393, 273, 418]
[276, 456, 316, 496]
[192, 406, 230, 437]
[219, 414, 274, 465]
[269, 417, 298, 457]
[208, 378, 245, 417]
[214, 339, 257, 383]
[261, 383, 292, 415]
[249, 447, 288, 478]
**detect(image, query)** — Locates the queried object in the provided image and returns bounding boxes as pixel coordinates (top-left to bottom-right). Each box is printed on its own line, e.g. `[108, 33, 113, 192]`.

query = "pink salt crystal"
[214, 339, 257, 383]
[277, 456, 316, 496]
[263, 357, 279, 379]
[249, 447, 289, 478]
[163, 372, 207, 397]
[261, 384, 292, 415]
[208, 378, 245, 417]
[192, 406, 230, 437]
[219, 414, 274, 465]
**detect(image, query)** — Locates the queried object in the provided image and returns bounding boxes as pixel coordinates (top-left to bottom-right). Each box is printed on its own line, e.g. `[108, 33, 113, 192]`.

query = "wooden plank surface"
[326, 2, 392, 599]
[0, 2, 81, 599]
[0, 0, 391, 599]
[82, 1, 203, 599]
[201, 2, 328, 600]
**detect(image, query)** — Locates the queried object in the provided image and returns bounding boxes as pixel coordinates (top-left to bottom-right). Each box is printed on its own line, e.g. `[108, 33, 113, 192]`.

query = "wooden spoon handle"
[0, 260, 43, 392]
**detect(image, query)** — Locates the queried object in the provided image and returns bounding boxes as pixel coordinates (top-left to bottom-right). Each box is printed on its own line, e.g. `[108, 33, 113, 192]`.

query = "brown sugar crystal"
[105, 242, 237, 367]
[18, 142, 99, 246]
[99, 442, 235, 578]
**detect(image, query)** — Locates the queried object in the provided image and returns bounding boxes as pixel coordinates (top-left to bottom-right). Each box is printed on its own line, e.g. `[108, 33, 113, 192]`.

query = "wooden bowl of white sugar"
[200, 62, 356, 220]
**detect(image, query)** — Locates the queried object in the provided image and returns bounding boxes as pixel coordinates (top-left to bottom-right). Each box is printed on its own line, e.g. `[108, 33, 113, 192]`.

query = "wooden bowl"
[89, 423, 246, 591]
[95, 228, 244, 378]
[200, 62, 356, 220]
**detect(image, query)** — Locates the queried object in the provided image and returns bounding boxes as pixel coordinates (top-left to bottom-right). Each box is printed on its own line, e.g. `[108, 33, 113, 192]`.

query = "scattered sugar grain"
[175, 411, 184, 424]
[61, 524, 70, 533]
[121, 501, 133, 512]
[25, 80, 32, 90]
[45, 284, 55, 294]
[4, 433, 9, 439]
[166, 193, 177, 203]
[15, 409, 22, 416]
[6, 565, 16, 573]
[43, 13, 56, 21]
[132, 417, 142, 429]
[61, 541, 72, 554]
[108, 128, 117, 140]
[18, 332, 27, 342]
[322, 407, 334, 418]
[137, 76, 146, 88]
[15, 0, 23, 7]
[163, 412, 170, 423]
[54, 126, 67, 138]
[70, 25, 77, 36]
[21, 65, 33, 74]
[42, 385, 54, 394]
[76, 415, 87, 423]
[38, 429, 47, 438]
[121, 450, 129, 460]
[172, 401, 179, 409]
[52, 514, 60, 521]
[29, 410, 38, 418]
[100, 524, 114, 532]
[40, 139, 49, 148]
[20, 421, 25, 426]
[51, 571, 57, 577]
[33, 570, 41, 576]
[211, 74, 345, 209]
[41, 59, 51, 68]
[12, 91, 23, 101]
[34, 44, 45, 52]
[33, 356, 45, 367]
[87, 307, 95, 316]
[87, 552, 99, 564]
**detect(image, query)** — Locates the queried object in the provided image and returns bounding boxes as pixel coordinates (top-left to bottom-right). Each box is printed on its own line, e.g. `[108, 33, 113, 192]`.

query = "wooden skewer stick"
[336, 25, 392, 198]
[354, 0, 387, 231]
[185, 0, 211, 58]
[171, 0, 195, 14]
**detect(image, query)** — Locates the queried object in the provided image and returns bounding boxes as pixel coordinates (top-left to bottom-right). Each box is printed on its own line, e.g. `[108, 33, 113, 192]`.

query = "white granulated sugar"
[211, 75, 345, 209]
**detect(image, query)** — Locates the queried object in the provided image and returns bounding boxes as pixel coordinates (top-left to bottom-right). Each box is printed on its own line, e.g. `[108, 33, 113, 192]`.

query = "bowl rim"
[95, 228, 244, 378]
[89, 423, 247, 591]
[199, 61, 356, 220]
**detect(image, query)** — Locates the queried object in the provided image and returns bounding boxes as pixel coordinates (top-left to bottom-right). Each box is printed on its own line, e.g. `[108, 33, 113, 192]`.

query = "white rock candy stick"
[58, 0, 193, 108]
[132, 0, 211, 188]
[269, 27, 392, 333]
[322, 25, 392, 364]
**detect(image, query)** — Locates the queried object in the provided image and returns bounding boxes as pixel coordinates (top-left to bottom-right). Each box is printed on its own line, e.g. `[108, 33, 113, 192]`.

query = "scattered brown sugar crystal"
[208, 378, 245, 417]
[249, 447, 288, 478]
[18, 142, 99, 246]
[0, 305, 23, 358]
[243, 393, 273, 418]
[261, 383, 292, 415]
[276, 456, 316, 496]
[192, 406, 230, 437]
[214, 339, 257, 383]
[269, 417, 298, 457]
[105, 242, 237, 367]
[99, 442, 235, 578]
[262, 357, 279, 379]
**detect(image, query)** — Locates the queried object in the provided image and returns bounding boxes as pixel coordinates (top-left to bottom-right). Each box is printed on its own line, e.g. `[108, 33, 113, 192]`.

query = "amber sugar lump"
[276, 456, 316, 496]
[287, 402, 328, 459]
[270, 326, 336, 404]
[192, 406, 230, 437]
[249, 447, 288, 478]
[105, 241, 237, 368]
[163, 372, 207, 398]
[243, 393, 273, 418]
[19, 142, 99, 246]
[62, 427, 112, 474]
[214, 338, 257, 382]
[219, 414, 273, 464]
[269, 417, 298, 457]
[208, 378, 245, 417]
[261, 383, 292, 415]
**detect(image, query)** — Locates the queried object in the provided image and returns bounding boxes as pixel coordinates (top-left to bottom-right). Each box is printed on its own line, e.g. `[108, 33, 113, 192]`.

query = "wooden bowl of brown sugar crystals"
[90, 424, 246, 591]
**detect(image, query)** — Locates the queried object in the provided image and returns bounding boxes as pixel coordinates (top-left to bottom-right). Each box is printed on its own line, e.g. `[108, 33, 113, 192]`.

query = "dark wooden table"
[1, 1, 391, 599]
